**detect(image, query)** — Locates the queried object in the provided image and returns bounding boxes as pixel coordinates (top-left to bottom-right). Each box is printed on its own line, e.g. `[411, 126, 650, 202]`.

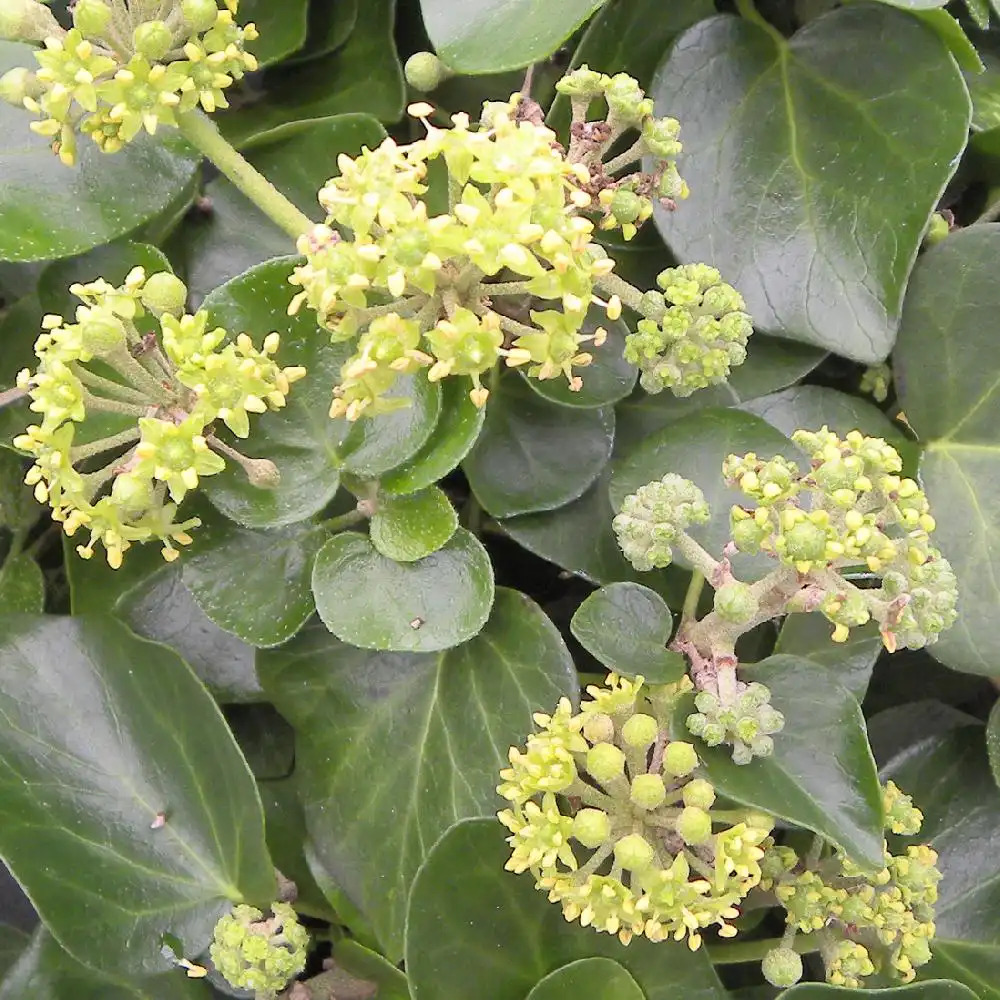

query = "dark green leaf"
[379, 379, 485, 495]
[0, 615, 274, 975]
[908, 9, 984, 73]
[286, 0, 359, 64]
[651, 7, 970, 360]
[610, 408, 802, 581]
[405, 818, 726, 1000]
[882, 727, 1000, 942]
[238, 0, 308, 66]
[0, 296, 47, 448]
[894, 226, 1000, 675]
[988, 699, 1000, 789]
[778, 980, 977, 1000]
[920, 940, 1000, 1000]
[370, 487, 457, 562]
[0, 44, 200, 262]
[216, 0, 404, 147]
[0, 924, 28, 980]
[333, 940, 409, 1000]
[312, 528, 493, 652]
[0, 451, 36, 533]
[868, 701, 982, 769]
[183, 507, 322, 647]
[422, 0, 606, 73]
[526, 959, 644, 1000]
[463, 374, 614, 517]
[258, 588, 577, 958]
[679, 655, 885, 869]
[0, 555, 44, 613]
[571, 583, 684, 682]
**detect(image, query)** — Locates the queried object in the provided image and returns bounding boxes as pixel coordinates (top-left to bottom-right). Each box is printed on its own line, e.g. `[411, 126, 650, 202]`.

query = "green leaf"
[570, 583, 685, 682]
[0, 615, 274, 975]
[893, 226, 1000, 676]
[966, 35, 1000, 132]
[238, 0, 308, 66]
[333, 940, 409, 1000]
[651, 6, 970, 360]
[422, 0, 607, 73]
[679, 655, 885, 869]
[201, 257, 351, 528]
[311, 528, 493, 652]
[0, 927, 212, 1000]
[526, 959, 643, 1000]
[772, 613, 882, 701]
[882, 727, 1000, 942]
[258, 588, 577, 959]
[405, 818, 727, 1000]
[175, 115, 386, 306]
[370, 487, 458, 562]
[908, 9, 984, 74]
[286, 0, 359, 65]
[183, 506, 322, 648]
[215, 0, 404, 147]
[463, 374, 614, 518]
[379, 379, 486, 495]
[0, 295, 47, 447]
[988, 699, 1000, 790]
[868, 701, 982, 770]
[522, 313, 637, 409]
[610, 408, 802, 581]
[777, 980, 977, 1000]
[0, 43, 200, 263]
[0, 555, 44, 613]
[920, 940, 1000, 1000]
[0, 924, 28, 980]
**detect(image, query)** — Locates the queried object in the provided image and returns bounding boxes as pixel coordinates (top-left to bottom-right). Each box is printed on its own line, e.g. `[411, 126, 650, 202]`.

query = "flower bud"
[713, 581, 758, 624]
[780, 520, 828, 563]
[621, 713, 657, 748]
[404, 51, 453, 92]
[924, 211, 950, 247]
[209, 903, 308, 996]
[613, 832, 655, 871]
[586, 742, 625, 783]
[133, 20, 173, 61]
[609, 189, 643, 224]
[0, 0, 61, 42]
[662, 740, 698, 777]
[0, 66, 40, 107]
[581, 712, 614, 744]
[243, 457, 281, 490]
[762, 947, 803, 988]
[676, 805, 712, 845]
[682, 778, 715, 810]
[572, 808, 611, 848]
[181, 0, 221, 32]
[73, 0, 112, 37]
[80, 313, 127, 355]
[555, 64, 607, 98]
[630, 773, 666, 810]
[140, 272, 188, 318]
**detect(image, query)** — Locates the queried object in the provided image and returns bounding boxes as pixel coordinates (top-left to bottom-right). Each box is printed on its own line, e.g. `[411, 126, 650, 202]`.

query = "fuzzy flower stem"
[81, 392, 149, 417]
[352, 296, 425, 323]
[708, 934, 821, 966]
[70, 363, 151, 405]
[594, 271, 664, 320]
[69, 425, 141, 462]
[481, 280, 535, 298]
[318, 509, 368, 533]
[497, 314, 542, 342]
[681, 569, 706, 628]
[566, 779, 617, 812]
[105, 347, 174, 404]
[602, 140, 648, 175]
[675, 533, 722, 580]
[81, 446, 137, 499]
[176, 110, 315, 241]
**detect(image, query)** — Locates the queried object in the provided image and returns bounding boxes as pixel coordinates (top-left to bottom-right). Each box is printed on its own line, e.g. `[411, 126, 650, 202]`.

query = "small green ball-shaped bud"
[73, 0, 112, 37]
[0, 66, 39, 106]
[639, 290, 666, 316]
[0, 0, 61, 42]
[630, 773, 667, 810]
[614, 832, 655, 871]
[181, 0, 220, 31]
[713, 581, 758, 624]
[925, 211, 950, 247]
[404, 51, 452, 92]
[586, 742, 625, 783]
[731, 510, 770, 554]
[762, 947, 803, 988]
[555, 64, 607, 98]
[572, 807, 611, 848]
[609, 188, 643, 224]
[80, 313, 127, 356]
[133, 19, 173, 60]
[662, 740, 698, 777]
[140, 271, 188, 317]
[676, 805, 712, 845]
[621, 713, 658, 748]
[582, 712, 615, 744]
[781, 520, 828, 563]
[682, 778, 716, 810]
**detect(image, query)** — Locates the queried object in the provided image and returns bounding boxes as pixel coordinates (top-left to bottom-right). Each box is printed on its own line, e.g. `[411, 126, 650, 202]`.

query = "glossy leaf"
[333, 939, 409, 1000]
[287, 0, 360, 64]
[988, 699, 1000, 790]
[370, 487, 458, 562]
[0, 555, 44, 613]
[0, 615, 274, 975]
[679, 655, 885, 869]
[238, 0, 308, 66]
[464, 374, 615, 517]
[312, 528, 494, 651]
[422, 0, 606, 73]
[258, 588, 577, 958]
[379, 379, 486, 495]
[920, 940, 1000, 1000]
[651, 7, 970, 360]
[526, 959, 644, 1000]
[894, 226, 1000, 675]
[405, 818, 727, 1000]
[570, 583, 685, 682]
[778, 980, 977, 1000]
[0, 44, 199, 262]
[610, 407, 802, 581]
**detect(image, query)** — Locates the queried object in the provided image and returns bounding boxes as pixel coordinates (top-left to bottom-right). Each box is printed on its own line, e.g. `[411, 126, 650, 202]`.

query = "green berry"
[609, 189, 643, 224]
[781, 520, 828, 563]
[614, 832, 655, 871]
[676, 805, 712, 845]
[630, 773, 666, 810]
[682, 778, 716, 810]
[582, 712, 614, 744]
[925, 211, 950, 246]
[572, 808, 611, 848]
[133, 20, 173, 60]
[586, 742, 626, 783]
[713, 581, 758, 624]
[762, 947, 803, 988]
[181, 0, 220, 32]
[140, 272, 188, 317]
[662, 740, 698, 777]
[80, 313, 127, 356]
[404, 51, 452, 92]
[621, 713, 658, 748]
[73, 0, 112, 37]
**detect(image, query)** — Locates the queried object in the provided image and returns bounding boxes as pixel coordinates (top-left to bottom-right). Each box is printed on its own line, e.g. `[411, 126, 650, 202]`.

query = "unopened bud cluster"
[760, 781, 940, 988]
[209, 902, 308, 998]
[686, 682, 784, 765]
[0, 0, 257, 164]
[497, 673, 775, 949]
[13, 267, 304, 567]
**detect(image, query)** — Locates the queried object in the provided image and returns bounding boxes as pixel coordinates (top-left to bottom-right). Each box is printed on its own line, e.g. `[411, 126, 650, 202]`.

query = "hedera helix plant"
[0, 1, 995, 999]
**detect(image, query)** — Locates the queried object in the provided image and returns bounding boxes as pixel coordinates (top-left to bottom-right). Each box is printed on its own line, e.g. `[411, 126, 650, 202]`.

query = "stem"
[708, 933, 820, 965]
[176, 110, 314, 240]
[734, 0, 787, 45]
[0, 386, 26, 409]
[318, 509, 367, 533]
[106, 347, 174, 403]
[594, 271, 662, 319]
[70, 425, 141, 462]
[481, 280, 534, 298]
[71, 364, 150, 405]
[675, 533, 722, 580]
[81, 392, 149, 417]
[680, 570, 706, 628]
[602, 139, 647, 176]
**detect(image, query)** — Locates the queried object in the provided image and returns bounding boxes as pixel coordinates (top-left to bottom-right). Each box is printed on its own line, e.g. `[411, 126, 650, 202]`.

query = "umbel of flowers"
[13, 267, 304, 567]
[288, 67, 753, 420]
[0, 0, 257, 164]
[612, 428, 958, 762]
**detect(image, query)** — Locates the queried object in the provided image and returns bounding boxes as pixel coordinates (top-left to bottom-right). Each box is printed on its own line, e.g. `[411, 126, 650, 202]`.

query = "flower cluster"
[0, 0, 257, 164]
[686, 682, 784, 765]
[209, 902, 309, 998]
[760, 781, 940, 988]
[13, 267, 304, 567]
[497, 673, 775, 949]
[623, 264, 753, 397]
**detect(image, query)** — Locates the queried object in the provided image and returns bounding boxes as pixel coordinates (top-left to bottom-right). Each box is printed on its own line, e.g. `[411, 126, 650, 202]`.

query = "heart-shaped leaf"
[0, 615, 274, 975]
[571, 583, 685, 682]
[370, 487, 458, 562]
[525, 959, 644, 1000]
[258, 588, 577, 958]
[650, 6, 970, 359]
[312, 528, 494, 651]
